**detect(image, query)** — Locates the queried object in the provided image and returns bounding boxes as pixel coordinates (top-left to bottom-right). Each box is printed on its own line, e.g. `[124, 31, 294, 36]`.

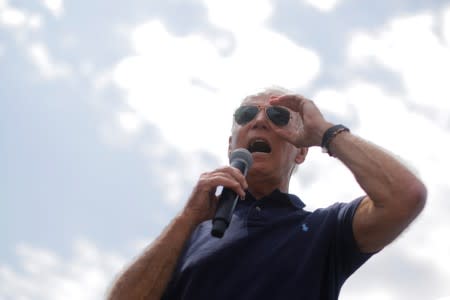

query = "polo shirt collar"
[286, 192, 306, 209]
[246, 189, 306, 210]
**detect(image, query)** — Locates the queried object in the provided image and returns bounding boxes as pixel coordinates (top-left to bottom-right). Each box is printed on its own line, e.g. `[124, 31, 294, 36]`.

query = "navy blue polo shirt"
[162, 189, 373, 300]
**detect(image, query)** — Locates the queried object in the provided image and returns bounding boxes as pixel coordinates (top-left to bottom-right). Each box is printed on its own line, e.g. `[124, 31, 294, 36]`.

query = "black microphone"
[211, 148, 253, 238]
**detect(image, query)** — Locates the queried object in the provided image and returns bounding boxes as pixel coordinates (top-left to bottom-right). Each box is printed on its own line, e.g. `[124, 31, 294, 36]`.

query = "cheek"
[229, 130, 243, 148]
[282, 145, 299, 163]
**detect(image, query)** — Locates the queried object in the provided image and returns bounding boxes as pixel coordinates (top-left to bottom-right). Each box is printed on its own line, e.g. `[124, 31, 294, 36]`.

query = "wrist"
[314, 122, 334, 146]
[321, 124, 350, 156]
[318, 122, 334, 135]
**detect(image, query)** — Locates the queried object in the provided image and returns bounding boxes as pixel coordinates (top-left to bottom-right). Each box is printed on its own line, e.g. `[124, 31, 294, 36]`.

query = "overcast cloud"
[1, 0, 450, 299]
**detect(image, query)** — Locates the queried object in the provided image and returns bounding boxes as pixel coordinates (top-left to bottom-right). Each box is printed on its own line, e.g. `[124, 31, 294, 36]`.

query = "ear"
[294, 147, 308, 164]
[228, 136, 232, 158]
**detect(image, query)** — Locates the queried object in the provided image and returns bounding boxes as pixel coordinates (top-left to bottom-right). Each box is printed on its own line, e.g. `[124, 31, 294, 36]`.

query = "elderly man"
[107, 88, 426, 300]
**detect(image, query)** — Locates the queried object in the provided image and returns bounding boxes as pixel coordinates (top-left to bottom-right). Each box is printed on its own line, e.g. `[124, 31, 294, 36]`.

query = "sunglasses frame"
[233, 104, 292, 127]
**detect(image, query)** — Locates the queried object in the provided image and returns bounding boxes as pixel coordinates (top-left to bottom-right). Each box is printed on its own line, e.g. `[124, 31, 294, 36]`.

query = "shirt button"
[255, 206, 262, 211]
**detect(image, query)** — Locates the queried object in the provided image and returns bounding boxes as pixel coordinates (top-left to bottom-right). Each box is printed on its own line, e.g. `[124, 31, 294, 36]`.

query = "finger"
[213, 174, 247, 198]
[214, 166, 248, 190]
[207, 193, 219, 211]
[269, 94, 306, 112]
[200, 172, 246, 198]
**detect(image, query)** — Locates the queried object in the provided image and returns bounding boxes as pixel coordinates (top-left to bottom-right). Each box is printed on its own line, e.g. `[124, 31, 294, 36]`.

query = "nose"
[251, 107, 269, 129]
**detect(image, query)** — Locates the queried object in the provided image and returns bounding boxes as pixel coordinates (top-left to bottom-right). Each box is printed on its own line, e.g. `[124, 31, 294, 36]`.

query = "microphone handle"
[211, 189, 240, 238]
[211, 159, 247, 238]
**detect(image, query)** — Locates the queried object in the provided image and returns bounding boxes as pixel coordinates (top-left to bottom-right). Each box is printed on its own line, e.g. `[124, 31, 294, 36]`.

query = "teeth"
[251, 138, 267, 145]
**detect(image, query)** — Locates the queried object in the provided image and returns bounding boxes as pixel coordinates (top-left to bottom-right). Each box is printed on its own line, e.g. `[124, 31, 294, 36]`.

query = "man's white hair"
[241, 85, 294, 104]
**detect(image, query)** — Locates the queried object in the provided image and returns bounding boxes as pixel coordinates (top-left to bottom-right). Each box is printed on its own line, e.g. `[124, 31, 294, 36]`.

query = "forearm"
[328, 132, 426, 212]
[107, 214, 198, 300]
[107, 163, 249, 299]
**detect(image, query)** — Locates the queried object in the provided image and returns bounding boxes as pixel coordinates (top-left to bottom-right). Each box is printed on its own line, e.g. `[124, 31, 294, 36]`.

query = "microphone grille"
[229, 148, 253, 168]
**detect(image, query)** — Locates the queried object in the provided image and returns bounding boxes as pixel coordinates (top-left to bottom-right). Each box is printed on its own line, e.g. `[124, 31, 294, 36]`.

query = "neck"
[246, 177, 290, 200]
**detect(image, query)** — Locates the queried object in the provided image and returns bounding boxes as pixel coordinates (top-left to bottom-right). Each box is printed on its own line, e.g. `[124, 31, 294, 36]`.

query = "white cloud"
[203, 0, 272, 31]
[0, 1, 42, 30]
[444, 7, 450, 47]
[0, 4, 26, 27]
[342, 288, 395, 300]
[142, 142, 220, 206]
[99, 112, 220, 207]
[28, 42, 72, 79]
[0, 240, 126, 300]
[303, 0, 340, 12]
[109, 10, 450, 297]
[77, 4, 450, 300]
[332, 10, 450, 294]
[348, 10, 450, 119]
[41, 0, 63, 18]
[346, 9, 450, 201]
[112, 13, 320, 156]
[312, 80, 450, 201]
[291, 146, 364, 211]
[28, 13, 42, 29]
[118, 111, 142, 134]
[1, 0, 449, 299]
[311, 10, 450, 297]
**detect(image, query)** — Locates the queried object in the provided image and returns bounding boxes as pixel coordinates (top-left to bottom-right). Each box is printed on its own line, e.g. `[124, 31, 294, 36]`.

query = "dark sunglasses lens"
[234, 106, 259, 125]
[267, 106, 290, 126]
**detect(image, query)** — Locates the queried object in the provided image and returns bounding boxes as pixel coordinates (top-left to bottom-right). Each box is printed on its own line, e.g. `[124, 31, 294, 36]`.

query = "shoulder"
[307, 196, 365, 220]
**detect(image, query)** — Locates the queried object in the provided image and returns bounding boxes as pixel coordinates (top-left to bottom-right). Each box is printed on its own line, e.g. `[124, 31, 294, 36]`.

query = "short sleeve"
[334, 196, 375, 280]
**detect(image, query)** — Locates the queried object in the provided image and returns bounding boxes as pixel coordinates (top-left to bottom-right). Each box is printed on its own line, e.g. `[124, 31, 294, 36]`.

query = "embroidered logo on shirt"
[301, 223, 309, 232]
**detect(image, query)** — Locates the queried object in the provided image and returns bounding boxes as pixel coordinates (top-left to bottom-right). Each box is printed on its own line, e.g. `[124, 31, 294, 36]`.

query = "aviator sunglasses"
[233, 105, 291, 127]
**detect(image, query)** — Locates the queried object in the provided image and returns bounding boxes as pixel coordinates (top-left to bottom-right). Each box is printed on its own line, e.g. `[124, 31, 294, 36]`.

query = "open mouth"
[247, 139, 272, 153]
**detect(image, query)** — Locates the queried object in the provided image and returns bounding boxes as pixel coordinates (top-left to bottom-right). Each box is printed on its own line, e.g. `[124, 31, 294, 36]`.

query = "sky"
[1, 0, 450, 299]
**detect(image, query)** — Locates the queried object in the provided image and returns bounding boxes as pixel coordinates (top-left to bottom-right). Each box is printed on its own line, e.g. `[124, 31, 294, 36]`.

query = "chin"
[250, 151, 272, 160]
[248, 163, 271, 176]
